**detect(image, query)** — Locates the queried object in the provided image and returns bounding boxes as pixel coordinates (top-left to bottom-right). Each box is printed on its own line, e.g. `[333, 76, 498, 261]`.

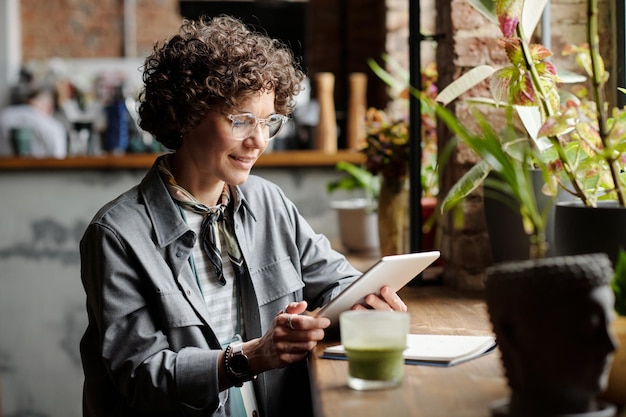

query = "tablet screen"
[315, 251, 440, 325]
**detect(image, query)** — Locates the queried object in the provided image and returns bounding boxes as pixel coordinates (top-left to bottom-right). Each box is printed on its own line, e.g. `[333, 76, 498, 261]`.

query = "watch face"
[230, 353, 249, 375]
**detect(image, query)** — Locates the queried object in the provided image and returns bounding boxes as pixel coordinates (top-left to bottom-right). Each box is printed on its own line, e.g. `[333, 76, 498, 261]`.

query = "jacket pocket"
[157, 290, 204, 328]
[250, 257, 304, 306]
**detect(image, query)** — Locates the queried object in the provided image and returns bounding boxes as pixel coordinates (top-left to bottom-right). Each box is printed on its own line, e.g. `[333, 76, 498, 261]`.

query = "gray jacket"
[80, 156, 361, 417]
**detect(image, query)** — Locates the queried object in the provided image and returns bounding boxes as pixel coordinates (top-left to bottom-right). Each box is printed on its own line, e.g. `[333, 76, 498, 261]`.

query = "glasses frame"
[227, 113, 289, 141]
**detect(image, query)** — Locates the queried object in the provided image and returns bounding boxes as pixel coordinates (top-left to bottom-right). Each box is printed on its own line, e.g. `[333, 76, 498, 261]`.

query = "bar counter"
[309, 284, 508, 417]
[0, 150, 365, 170]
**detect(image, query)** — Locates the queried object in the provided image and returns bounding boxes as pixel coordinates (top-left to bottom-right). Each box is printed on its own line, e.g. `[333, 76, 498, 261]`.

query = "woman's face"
[178, 90, 275, 187]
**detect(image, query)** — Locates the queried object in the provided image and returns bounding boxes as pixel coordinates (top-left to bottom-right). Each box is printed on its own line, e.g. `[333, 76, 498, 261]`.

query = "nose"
[243, 123, 267, 148]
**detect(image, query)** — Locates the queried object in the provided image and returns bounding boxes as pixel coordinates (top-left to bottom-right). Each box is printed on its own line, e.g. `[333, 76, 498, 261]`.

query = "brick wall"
[20, 0, 182, 60]
[135, 0, 186, 57]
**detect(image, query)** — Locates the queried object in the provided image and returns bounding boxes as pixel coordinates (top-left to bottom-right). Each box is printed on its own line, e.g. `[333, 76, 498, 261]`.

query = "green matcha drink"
[345, 346, 405, 381]
[340, 310, 409, 390]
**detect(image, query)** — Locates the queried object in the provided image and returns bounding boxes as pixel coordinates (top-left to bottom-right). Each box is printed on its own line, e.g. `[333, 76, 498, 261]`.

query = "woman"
[79, 15, 407, 417]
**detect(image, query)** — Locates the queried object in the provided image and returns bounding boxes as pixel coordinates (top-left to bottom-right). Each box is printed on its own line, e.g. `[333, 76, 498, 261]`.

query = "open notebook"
[322, 334, 497, 367]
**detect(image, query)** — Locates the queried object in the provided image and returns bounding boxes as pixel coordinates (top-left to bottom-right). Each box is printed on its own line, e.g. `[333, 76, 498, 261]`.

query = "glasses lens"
[266, 115, 286, 140]
[229, 113, 287, 140]
[231, 114, 256, 139]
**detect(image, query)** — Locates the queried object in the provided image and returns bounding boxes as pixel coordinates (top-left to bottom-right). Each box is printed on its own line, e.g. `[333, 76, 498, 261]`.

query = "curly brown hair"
[138, 15, 305, 149]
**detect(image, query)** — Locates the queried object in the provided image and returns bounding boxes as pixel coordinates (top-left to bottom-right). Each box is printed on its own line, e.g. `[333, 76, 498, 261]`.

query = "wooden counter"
[309, 285, 508, 417]
[0, 150, 365, 170]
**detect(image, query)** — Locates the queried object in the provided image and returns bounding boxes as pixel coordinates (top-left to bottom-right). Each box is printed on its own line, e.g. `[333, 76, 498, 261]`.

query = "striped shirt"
[183, 209, 239, 344]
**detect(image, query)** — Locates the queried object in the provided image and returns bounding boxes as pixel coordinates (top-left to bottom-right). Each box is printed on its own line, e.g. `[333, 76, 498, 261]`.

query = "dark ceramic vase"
[484, 170, 573, 263]
[554, 201, 626, 266]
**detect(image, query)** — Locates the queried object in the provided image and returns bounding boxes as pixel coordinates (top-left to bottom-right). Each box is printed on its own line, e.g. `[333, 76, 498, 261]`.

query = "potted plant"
[327, 106, 411, 256]
[361, 106, 411, 256]
[328, 100, 440, 256]
[366, 59, 442, 256]
[430, 0, 626, 263]
[327, 160, 381, 253]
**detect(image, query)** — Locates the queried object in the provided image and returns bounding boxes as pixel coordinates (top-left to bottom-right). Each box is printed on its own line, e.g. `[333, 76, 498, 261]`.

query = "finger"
[380, 286, 408, 312]
[277, 350, 310, 365]
[274, 340, 319, 366]
[278, 340, 319, 355]
[285, 301, 308, 315]
[364, 293, 393, 311]
[281, 314, 330, 332]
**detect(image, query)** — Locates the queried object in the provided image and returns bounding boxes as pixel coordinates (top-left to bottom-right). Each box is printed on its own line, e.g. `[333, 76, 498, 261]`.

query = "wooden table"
[308, 285, 510, 417]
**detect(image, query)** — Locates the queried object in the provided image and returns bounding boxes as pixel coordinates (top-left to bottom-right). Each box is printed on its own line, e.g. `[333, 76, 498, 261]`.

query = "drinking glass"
[339, 310, 409, 390]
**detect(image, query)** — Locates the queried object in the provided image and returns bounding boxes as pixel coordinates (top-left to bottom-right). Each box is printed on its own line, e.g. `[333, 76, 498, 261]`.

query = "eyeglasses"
[227, 113, 289, 141]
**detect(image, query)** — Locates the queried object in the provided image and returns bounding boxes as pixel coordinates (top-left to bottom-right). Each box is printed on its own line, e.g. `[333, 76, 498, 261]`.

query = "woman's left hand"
[351, 285, 408, 312]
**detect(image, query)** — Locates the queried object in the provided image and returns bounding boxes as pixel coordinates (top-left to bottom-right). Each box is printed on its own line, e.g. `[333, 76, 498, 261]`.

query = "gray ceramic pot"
[485, 253, 618, 417]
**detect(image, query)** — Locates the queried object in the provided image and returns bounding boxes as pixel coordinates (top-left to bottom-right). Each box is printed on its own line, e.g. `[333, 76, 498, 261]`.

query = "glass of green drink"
[340, 310, 409, 390]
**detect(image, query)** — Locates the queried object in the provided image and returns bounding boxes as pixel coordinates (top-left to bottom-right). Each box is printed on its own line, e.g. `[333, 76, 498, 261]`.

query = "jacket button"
[176, 251, 183, 258]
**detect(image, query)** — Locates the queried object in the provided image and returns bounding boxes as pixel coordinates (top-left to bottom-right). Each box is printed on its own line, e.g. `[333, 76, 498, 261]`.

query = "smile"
[230, 154, 257, 167]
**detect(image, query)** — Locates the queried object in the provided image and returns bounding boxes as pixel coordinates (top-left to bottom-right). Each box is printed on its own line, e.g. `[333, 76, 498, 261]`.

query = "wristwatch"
[225, 341, 254, 387]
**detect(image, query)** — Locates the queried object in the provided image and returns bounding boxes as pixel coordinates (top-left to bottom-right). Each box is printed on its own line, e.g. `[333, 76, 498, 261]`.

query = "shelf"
[0, 150, 365, 171]
[258, 150, 364, 167]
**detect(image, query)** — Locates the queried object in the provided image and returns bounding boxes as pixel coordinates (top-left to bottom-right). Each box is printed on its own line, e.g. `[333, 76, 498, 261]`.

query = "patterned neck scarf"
[158, 157, 245, 286]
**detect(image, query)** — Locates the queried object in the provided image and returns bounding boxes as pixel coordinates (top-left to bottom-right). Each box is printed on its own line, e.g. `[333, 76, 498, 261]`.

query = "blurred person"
[0, 83, 67, 158]
[79, 15, 407, 417]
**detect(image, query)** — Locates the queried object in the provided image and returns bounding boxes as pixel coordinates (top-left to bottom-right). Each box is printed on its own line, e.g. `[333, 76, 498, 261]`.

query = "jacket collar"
[231, 183, 257, 223]
[139, 154, 257, 248]
[139, 154, 191, 248]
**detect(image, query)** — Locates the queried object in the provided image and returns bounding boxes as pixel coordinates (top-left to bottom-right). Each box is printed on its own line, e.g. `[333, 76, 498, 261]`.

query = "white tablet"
[315, 250, 440, 325]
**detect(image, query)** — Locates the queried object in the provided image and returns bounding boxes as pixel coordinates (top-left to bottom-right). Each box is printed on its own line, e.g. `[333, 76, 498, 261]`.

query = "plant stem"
[530, 230, 547, 259]
[516, 23, 591, 206]
[587, 0, 626, 206]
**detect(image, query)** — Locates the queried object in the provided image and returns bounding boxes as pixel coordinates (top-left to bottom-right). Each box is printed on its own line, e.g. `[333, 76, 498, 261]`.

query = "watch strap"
[231, 341, 244, 356]
[226, 341, 259, 387]
[224, 344, 244, 387]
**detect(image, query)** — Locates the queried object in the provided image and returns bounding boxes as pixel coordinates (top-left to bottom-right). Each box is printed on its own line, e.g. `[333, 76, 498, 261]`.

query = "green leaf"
[613, 249, 626, 316]
[328, 162, 381, 199]
[557, 68, 588, 84]
[469, 0, 497, 23]
[469, 0, 548, 37]
[441, 159, 492, 213]
[538, 111, 576, 138]
[327, 175, 361, 194]
[496, 0, 523, 38]
[521, 0, 549, 38]
[381, 53, 409, 83]
[466, 97, 502, 107]
[490, 66, 518, 104]
[435, 65, 496, 106]
[367, 58, 406, 97]
[515, 105, 552, 150]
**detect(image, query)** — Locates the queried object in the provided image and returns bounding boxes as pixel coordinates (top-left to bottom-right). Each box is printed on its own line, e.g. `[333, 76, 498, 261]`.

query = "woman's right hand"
[245, 301, 331, 374]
